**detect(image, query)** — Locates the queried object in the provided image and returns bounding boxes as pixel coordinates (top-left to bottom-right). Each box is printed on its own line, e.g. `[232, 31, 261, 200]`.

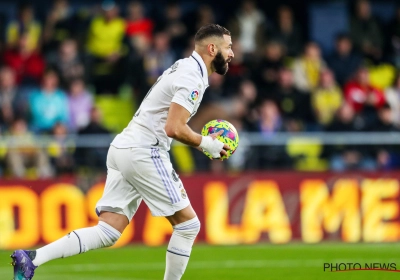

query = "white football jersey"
[111, 51, 209, 151]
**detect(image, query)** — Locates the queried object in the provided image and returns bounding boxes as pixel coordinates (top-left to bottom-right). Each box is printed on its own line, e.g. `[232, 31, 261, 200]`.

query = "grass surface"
[1, 243, 400, 280]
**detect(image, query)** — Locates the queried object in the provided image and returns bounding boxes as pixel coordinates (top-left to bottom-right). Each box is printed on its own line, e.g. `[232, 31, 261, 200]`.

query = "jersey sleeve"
[171, 71, 203, 114]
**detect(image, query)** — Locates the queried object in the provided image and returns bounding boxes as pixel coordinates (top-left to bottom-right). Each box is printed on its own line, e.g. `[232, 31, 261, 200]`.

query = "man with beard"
[12, 24, 233, 280]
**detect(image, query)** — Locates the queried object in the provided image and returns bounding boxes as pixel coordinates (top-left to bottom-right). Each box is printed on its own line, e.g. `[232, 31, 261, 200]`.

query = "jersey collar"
[191, 51, 209, 86]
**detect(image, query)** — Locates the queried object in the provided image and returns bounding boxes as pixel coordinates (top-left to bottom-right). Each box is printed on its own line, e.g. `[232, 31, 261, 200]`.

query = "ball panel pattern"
[201, 119, 239, 159]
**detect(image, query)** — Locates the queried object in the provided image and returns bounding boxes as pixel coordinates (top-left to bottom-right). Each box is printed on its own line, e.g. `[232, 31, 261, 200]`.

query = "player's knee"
[104, 237, 118, 247]
[103, 233, 119, 247]
[97, 221, 122, 247]
[173, 217, 201, 240]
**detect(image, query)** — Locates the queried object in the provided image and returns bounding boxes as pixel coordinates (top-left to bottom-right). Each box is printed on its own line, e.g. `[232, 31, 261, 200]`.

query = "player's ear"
[207, 43, 217, 57]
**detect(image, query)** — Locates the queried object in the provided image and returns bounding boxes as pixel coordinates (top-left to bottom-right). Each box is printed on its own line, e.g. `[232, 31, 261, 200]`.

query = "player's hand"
[199, 130, 226, 160]
[220, 143, 231, 160]
[211, 130, 232, 160]
[194, 144, 230, 160]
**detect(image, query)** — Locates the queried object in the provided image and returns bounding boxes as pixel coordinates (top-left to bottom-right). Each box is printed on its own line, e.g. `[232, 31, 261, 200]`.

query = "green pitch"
[1, 243, 400, 280]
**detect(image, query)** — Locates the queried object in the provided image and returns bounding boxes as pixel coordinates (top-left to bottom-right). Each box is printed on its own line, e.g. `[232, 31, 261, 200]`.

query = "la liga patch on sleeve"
[187, 89, 199, 105]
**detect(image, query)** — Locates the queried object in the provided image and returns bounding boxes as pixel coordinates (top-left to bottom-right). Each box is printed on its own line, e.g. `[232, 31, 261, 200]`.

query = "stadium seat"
[286, 137, 328, 171]
[95, 91, 136, 134]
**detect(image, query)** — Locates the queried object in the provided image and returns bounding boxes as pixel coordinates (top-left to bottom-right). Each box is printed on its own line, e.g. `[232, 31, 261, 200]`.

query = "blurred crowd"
[1, 0, 400, 178]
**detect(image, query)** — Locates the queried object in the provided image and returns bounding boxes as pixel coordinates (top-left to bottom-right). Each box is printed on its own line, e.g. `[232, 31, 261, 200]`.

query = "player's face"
[212, 35, 234, 75]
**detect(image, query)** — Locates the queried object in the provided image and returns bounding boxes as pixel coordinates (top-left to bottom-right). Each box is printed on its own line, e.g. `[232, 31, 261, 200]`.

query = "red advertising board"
[1, 171, 400, 249]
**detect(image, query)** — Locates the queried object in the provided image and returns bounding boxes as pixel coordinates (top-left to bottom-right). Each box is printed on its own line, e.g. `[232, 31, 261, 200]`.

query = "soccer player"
[12, 23, 234, 280]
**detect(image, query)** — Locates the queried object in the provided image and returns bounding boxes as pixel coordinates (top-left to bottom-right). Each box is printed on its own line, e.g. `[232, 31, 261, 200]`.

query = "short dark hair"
[336, 32, 351, 42]
[194, 24, 230, 42]
[18, 3, 33, 14]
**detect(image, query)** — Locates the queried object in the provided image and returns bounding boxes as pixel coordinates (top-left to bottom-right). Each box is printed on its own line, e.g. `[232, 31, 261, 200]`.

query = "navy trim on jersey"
[167, 249, 190, 257]
[72, 231, 82, 254]
[191, 55, 203, 77]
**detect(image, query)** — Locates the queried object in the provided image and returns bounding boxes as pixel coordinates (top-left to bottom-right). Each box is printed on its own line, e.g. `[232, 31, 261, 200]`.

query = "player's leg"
[163, 204, 200, 280]
[11, 211, 126, 280]
[34, 211, 128, 264]
[11, 146, 141, 280]
[120, 147, 200, 280]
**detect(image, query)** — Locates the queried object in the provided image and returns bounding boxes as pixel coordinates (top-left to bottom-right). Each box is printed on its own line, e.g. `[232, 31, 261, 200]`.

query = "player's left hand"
[218, 144, 231, 161]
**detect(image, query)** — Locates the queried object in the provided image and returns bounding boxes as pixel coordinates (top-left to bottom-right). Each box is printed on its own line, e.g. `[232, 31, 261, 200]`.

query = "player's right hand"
[199, 130, 231, 160]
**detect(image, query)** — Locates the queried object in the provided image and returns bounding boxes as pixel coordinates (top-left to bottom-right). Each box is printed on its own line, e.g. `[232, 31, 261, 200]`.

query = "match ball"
[201, 119, 239, 159]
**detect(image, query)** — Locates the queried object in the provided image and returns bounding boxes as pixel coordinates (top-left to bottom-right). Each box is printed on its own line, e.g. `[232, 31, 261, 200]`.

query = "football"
[201, 119, 239, 159]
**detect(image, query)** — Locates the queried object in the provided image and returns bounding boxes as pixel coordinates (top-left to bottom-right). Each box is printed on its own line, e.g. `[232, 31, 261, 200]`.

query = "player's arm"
[165, 102, 201, 146]
[165, 102, 229, 158]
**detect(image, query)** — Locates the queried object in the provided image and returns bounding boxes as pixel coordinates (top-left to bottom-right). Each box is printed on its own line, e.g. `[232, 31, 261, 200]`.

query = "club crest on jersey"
[181, 188, 187, 199]
[188, 90, 199, 105]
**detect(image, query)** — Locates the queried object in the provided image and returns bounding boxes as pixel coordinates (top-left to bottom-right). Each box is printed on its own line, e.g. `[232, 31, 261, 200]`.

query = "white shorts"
[96, 146, 190, 219]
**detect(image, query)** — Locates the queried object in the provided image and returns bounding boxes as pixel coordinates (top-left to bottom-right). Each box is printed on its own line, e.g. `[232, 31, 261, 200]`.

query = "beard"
[212, 51, 229, 75]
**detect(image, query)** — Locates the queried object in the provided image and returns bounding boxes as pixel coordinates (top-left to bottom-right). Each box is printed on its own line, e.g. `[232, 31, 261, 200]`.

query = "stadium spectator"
[271, 5, 303, 57]
[327, 103, 376, 171]
[86, 0, 126, 93]
[370, 103, 399, 169]
[78, 107, 111, 138]
[201, 73, 226, 105]
[157, 2, 187, 55]
[43, 0, 75, 53]
[6, 3, 41, 52]
[231, 79, 258, 127]
[86, 1, 125, 58]
[311, 69, 343, 127]
[238, 79, 258, 105]
[0, 67, 28, 129]
[327, 102, 365, 132]
[126, 35, 149, 103]
[76, 107, 112, 170]
[224, 40, 251, 90]
[48, 122, 75, 175]
[388, 6, 400, 67]
[5, 118, 53, 178]
[344, 66, 385, 113]
[1, 0, 400, 175]
[125, 1, 154, 42]
[255, 41, 284, 91]
[192, 5, 215, 34]
[3, 33, 45, 86]
[67, 78, 93, 131]
[47, 39, 85, 89]
[385, 72, 400, 127]
[228, 0, 266, 59]
[254, 99, 283, 136]
[143, 31, 175, 86]
[293, 42, 326, 92]
[29, 70, 69, 132]
[271, 68, 314, 131]
[247, 99, 291, 169]
[124, 2, 151, 102]
[350, 0, 383, 60]
[376, 148, 400, 170]
[327, 33, 363, 86]
[369, 102, 396, 131]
